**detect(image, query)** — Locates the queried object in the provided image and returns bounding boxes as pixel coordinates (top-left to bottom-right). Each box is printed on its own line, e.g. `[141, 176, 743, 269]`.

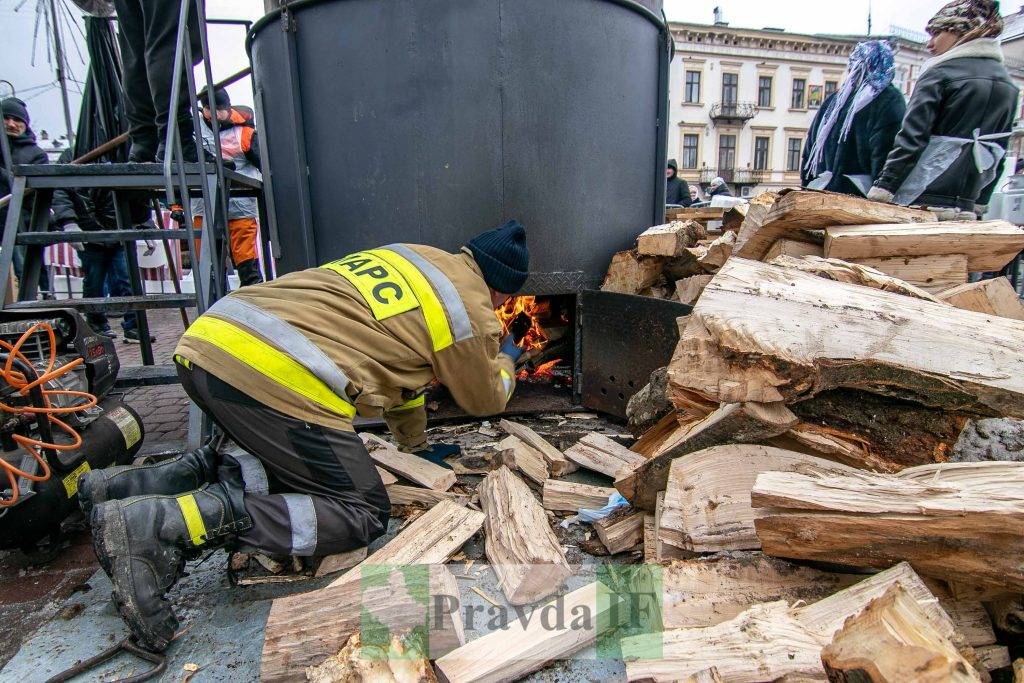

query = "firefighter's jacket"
[173, 244, 518, 448]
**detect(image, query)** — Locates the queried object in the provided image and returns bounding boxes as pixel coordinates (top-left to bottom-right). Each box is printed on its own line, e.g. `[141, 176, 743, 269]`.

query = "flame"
[518, 358, 561, 381]
[495, 296, 550, 353]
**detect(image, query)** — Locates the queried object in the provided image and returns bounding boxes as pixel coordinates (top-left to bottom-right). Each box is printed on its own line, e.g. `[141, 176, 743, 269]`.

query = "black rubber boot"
[127, 128, 158, 163]
[90, 476, 251, 652]
[78, 445, 219, 517]
[234, 259, 264, 287]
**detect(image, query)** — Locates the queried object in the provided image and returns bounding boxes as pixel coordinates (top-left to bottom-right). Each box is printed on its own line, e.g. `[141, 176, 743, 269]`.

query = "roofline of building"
[667, 21, 927, 48]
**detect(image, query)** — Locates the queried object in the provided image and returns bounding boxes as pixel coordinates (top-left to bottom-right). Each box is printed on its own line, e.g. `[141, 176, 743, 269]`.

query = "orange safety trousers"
[192, 216, 259, 266]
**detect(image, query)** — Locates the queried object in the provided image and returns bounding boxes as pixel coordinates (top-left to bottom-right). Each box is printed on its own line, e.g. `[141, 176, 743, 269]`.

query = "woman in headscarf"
[866, 0, 1017, 216]
[802, 40, 906, 196]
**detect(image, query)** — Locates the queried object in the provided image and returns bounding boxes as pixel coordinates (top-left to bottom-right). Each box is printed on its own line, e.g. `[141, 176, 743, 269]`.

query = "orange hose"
[0, 322, 98, 507]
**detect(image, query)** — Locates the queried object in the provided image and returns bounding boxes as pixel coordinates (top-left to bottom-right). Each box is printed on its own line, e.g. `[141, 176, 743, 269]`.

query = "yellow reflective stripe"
[367, 248, 454, 351]
[500, 368, 514, 400]
[183, 316, 356, 419]
[174, 354, 193, 370]
[393, 394, 426, 411]
[321, 252, 419, 320]
[177, 494, 207, 546]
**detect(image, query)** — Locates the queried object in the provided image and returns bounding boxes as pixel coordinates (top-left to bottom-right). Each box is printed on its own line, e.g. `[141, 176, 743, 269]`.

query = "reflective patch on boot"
[176, 494, 208, 546]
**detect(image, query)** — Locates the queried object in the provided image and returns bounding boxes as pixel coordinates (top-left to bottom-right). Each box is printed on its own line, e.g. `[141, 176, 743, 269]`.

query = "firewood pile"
[256, 189, 1024, 682]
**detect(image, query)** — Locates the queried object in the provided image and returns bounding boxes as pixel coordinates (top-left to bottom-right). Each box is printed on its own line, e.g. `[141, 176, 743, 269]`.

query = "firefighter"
[79, 221, 530, 652]
[193, 88, 264, 287]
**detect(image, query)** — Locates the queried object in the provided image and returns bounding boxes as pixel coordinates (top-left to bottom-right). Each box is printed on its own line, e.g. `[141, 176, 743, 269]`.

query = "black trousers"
[177, 362, 390, 557]
[113, 0, 202, 145]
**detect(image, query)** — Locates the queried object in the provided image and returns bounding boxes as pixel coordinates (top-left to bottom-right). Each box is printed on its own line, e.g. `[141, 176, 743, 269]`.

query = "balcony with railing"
[699, 167, 766, 185]
[709, 102, 757, 126]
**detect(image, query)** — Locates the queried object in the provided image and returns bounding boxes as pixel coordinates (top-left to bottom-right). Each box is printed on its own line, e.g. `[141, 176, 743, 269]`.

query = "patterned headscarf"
[927, 0, 1004, 43]
[804, 40, 896, 177]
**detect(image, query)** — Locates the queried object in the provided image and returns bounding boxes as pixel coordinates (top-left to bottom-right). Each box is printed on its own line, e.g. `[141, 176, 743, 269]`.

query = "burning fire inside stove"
[495, 296, 571, 383]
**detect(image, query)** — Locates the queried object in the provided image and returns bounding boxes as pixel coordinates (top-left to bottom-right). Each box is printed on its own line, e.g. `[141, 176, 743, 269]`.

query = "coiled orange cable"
[0, 322, 98, 507]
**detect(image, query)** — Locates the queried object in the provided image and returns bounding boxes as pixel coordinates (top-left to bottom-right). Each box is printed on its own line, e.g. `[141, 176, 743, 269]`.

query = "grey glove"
[865, 186, 895, 204]
[62, 223, 85, 252]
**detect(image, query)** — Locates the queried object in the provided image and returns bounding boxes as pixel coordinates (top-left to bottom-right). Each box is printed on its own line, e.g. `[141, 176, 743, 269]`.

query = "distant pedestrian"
[1, 98, 50, 295]
[665, 159, 692, 207]
[707, 177, 732, 198]
[867, 0, 1017, 217]
[803, 41, 906, 196]
[689, 185, 701, 203]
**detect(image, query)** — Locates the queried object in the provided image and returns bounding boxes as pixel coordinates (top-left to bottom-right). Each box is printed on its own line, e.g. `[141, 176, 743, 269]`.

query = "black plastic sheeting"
[248, 0, 669, 290]
[72, 17, 129, 162]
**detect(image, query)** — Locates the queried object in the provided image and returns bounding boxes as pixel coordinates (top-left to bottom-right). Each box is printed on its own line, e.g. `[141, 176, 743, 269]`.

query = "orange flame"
[518, 358, 561, 381]
[495, 296, 550, 354]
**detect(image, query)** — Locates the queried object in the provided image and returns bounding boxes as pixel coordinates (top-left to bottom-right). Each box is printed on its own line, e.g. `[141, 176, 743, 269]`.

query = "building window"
[824, 80, 839, 100]
[719, 134, 737, 171]
[722, 73, 738, 106]
[787, 137, 803, 172]
[685, 71, 701, 104]
[757, 76, 773, 107]
[791, 78, 806, 109]
[681, 134, 699, 169]
[754, 136, 770, 171]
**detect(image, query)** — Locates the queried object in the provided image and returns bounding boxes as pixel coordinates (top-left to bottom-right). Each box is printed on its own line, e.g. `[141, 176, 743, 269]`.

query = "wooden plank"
[497, 434, 548, 486]
[433, 582, 618, 683]
[821, 584, 982, 683]
[499, 420, 576, 476]
[594, 507, 644, 554]
[764, 238, 824, 261]
[479, 467, 571, 604]
[261, 564, 464, 681]
[564, 432, 647, 478]
[329, 499, 485, 588]
[675, 274, 714, 305]
[386, 484, 471, 508]
[851, 253, 968, 293]
[660, 445, 859, 552]
[753, 462, 1024, 592]
[939, 277, 1024, 320]
[616, 401, 799, 511]
[824, 220, 1024, 272]
[768, 254, 941, 302]
[363, 434, 457, 492]
[667, 258, 1024, 416]
[542, 479, 615, 512]
[637, 220, 706, 257]
[735, 189, 933, 261]
[667, 206, 726, 221]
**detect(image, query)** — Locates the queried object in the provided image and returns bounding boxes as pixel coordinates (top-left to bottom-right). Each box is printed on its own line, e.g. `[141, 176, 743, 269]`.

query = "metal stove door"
[577, 290, 692, 419]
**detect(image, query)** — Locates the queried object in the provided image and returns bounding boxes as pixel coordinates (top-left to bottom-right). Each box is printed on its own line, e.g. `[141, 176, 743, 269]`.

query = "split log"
[682, 668, 724, 683]
[939, 277, 1024, 320]
[629, 411, 684, 459]
[698, 231, 736, 272]
[733, 191, 782, 259]
[601, 250, 664, 295]
[975, 646, 1011, 672]
[667, 258, 1024, 416]
[330, 499, 485, 588]
[655, 491, 692, 561]
[499, 420, 576, 476]
[564, 432, 647, 478]
[261, 564, 465, 681]
[735, 189, 932, 261]
[1016, 659, 1024, 683]
[675, 275, 714, 306]
[433, 582, 619, 683]
[643, 513, 656, 562]
[851, 254, 968, 293]
[820, 584, 982, 683]
[824, 220, 1024, 272]
[660, 552, 857, 630]
[768, 254, 941, 302]
[385, 484, 471, 508]
[497, 434, 548, 486]
[659, 445, 858, 552]
[616, 401, 799, 511]
[622, 600, 826, 682]
[314, 546, 368, 578]
[764, 238, 824, 261]
[985, 597, 1024, 635]
[922, 580, 997, 648]
[478, 466, 571, 604]
[376, 467, 399, 486]
[542, 479, 615, 512]
[667, 206, 726, 222]
[626, 367, 674, 436]
[637, 220, 706, 256]
[594, 507, 644, 554]
[306, 632, 438, 683]
[364, 434, 456, 492]
[752, 462, 1024, 591]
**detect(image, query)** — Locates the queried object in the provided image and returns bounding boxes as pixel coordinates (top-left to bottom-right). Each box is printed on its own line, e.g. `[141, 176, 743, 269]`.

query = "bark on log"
[626, 367, 674, 436]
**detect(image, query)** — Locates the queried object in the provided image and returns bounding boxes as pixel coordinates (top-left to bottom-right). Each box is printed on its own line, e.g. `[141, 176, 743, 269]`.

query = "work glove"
[500, 335, 524, 363]
[865, 186, 895, 204]
[412, 442, 460, 469]
[62, 223, 84, 252]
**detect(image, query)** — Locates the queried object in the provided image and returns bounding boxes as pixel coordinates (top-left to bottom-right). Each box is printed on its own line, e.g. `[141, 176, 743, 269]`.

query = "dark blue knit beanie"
[467, 220, 529, 294]
[1, 98, 30, 126]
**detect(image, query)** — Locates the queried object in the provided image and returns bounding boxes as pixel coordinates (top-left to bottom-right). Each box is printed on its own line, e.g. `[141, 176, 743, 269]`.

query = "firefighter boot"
[235, 258, 264, 287]
[78, 445, 219, 517]
[90, 476, 251, 652]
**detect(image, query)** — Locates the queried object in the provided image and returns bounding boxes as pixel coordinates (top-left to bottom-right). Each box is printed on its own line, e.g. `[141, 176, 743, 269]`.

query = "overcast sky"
[2, 0, 958, 139]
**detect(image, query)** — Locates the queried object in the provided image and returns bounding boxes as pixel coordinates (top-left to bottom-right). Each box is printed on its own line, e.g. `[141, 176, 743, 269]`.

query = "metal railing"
[709, 102, 756, 122]
[699, 167, 765, 184]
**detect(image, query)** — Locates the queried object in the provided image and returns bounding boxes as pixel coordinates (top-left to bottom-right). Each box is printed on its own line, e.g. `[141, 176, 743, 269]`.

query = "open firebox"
[425, 290, 691, 420]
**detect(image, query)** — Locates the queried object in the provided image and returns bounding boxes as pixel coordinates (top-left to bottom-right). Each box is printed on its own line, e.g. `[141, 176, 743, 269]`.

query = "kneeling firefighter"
[79, 221, 530, 651]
